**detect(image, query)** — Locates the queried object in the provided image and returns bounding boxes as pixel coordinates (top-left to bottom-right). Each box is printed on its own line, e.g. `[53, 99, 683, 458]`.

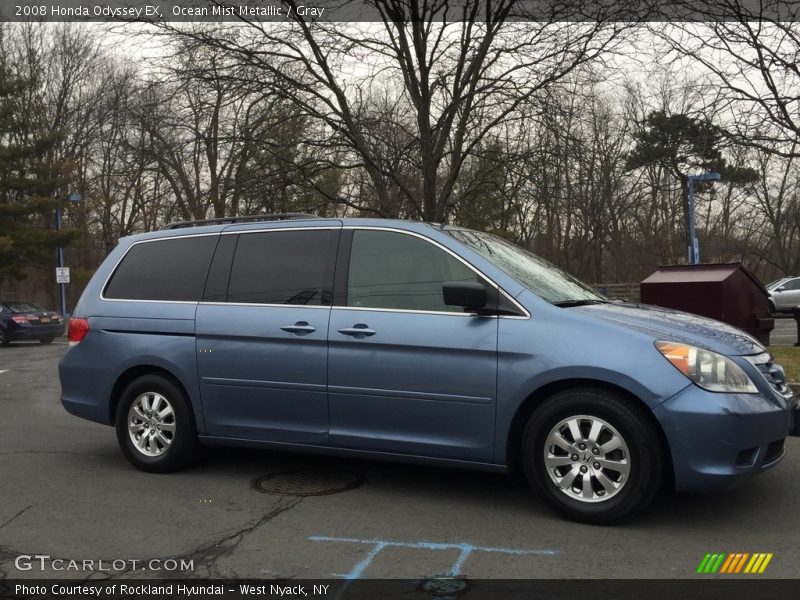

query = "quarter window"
[104, 236, 218, 302]
[347, 230, 480, 312]
[227, 230, 332, 305]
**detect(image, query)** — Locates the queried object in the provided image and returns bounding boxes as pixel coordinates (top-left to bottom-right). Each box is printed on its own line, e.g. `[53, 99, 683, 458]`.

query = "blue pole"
[687, 173, 720, 265]
[56, 203, 66, 316]
[687, 176, 698, 264]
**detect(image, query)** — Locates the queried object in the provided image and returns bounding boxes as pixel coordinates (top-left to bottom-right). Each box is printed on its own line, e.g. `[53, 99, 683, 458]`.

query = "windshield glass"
[766, 278, 789, 290]
[444, 228, 606, 305]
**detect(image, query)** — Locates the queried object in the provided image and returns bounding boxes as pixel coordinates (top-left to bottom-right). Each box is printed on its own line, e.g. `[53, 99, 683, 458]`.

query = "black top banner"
[2, 0, 800, 23]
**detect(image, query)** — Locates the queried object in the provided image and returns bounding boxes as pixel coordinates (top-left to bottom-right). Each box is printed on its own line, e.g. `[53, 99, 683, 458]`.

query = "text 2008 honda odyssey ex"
[59, 215, 799, 523]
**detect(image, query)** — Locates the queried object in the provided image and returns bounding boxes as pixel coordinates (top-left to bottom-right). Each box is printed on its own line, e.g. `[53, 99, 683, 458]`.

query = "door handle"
[338, 324, 376, 338]
[281, 321, 316, 335]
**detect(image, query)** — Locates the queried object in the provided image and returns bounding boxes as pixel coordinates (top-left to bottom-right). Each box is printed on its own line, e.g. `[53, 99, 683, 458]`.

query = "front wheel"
[522, 388, 665, 524]
[115, 374, 198, 473]
[39, 336, 55, 345]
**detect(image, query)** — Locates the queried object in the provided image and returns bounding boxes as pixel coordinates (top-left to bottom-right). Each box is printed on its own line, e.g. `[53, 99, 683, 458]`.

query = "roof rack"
[162, 213, 320, 230]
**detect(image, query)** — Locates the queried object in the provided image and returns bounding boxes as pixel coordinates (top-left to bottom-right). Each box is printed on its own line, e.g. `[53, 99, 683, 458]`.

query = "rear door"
[326, 228, 499, 461]
[196, 224, 340, 443]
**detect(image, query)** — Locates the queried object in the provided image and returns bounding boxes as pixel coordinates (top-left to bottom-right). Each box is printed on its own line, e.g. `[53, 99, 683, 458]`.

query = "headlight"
[655, 341, 758, 393]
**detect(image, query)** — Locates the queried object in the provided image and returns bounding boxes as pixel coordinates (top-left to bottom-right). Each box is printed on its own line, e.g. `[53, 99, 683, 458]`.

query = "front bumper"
[654, 384, 797, 492]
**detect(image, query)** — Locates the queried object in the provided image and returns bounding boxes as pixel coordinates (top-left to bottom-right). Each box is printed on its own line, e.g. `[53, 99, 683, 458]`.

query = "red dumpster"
[640, 263, 774, 346]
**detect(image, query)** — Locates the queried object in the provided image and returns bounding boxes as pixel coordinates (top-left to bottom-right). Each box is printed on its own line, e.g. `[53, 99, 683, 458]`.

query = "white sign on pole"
[56, 267, 70, 284]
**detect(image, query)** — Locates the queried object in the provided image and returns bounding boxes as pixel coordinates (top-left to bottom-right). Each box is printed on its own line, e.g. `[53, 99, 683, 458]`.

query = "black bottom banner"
[2, 579, 799, 600]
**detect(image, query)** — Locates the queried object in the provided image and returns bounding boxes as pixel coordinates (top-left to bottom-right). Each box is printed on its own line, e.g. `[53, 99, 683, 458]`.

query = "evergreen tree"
[0, 62, 74, 283]
[625, 111, 758, 254]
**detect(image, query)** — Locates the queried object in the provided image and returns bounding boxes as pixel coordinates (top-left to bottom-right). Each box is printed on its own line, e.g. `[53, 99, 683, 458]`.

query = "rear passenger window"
[347, 230, 481, 312]
[227, 230, 332, 305]
[104, 236, 217, 301]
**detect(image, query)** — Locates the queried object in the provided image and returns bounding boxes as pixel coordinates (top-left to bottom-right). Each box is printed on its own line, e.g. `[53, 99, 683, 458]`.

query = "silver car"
[768, 276, 800, 312]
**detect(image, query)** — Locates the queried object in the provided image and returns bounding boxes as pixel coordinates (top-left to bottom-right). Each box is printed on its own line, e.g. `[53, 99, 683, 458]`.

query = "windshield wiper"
[553, 299, 608, 308]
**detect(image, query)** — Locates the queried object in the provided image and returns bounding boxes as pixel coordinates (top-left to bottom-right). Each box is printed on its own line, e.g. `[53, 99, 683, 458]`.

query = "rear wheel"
[39, 336, 55, 345]
[115, 374, 198, 473]
[522, 388, 664, 524]
[0, 329, 9, 346]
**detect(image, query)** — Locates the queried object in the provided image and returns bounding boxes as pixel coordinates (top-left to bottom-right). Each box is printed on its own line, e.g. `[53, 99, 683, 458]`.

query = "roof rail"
[162, 213, 320, 230]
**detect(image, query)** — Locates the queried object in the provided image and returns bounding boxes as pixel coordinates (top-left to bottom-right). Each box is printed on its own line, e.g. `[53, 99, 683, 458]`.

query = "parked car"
[59, 215, 799, 523]
[0, 301, 64, 346]
[767, 276, 800, 313]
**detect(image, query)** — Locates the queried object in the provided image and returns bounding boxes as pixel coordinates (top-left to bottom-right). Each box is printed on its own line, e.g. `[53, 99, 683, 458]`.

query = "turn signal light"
[655, 341, 691, 375]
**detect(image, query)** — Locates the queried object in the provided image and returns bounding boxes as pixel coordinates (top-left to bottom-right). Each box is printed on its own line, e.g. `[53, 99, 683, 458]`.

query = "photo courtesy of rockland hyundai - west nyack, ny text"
[1, 2, 800, 600]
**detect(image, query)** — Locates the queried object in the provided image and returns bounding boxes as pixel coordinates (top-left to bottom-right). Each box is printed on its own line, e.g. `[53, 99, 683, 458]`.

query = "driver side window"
[347, 230, 481, 312]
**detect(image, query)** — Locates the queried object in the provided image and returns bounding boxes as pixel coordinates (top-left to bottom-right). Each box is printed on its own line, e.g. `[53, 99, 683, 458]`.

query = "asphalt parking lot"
[0, 341, 798, 581]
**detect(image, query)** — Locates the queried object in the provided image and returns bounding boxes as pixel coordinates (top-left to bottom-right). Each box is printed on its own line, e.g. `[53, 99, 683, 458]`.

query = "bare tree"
[154, 0, 628, 221]
[741, 143, 800, 275]
[655, 2, 800, 158]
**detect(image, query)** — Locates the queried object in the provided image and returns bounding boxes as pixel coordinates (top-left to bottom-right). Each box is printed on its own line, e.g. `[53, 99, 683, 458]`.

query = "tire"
[0, 329, 10, 346]
[521, 388, 664, 524]
[768, 300, 776, 314]
[115, 374, 198, 473]
[39, 336, 55, 345]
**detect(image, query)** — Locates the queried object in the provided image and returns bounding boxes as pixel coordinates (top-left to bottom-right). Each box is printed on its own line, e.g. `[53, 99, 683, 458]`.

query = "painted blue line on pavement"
[310, 535, 556, 555]
[309, 535, 557, 579]
[342, 541, 387, 580]
[449, 543, 474, 577]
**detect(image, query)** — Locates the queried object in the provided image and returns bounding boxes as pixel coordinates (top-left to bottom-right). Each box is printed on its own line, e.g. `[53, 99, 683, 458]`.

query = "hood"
[570, 302, 765, 356]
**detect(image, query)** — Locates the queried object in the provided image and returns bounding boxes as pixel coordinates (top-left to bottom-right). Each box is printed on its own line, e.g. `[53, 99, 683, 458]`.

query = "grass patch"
[769, 346, 800, 382]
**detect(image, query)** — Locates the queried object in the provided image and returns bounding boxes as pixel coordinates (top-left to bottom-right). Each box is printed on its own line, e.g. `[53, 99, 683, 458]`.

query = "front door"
[775, 277, 800, 310]
[196, 226, 340, 443]
[327, 229, 499, 462]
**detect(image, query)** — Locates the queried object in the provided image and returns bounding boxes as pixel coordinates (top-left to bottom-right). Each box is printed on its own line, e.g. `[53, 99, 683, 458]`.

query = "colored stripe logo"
[697, 552, 773, 574]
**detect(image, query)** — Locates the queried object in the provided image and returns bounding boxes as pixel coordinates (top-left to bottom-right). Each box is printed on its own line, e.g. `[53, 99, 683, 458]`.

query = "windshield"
[766, 278, 789, 290]
[444, 228, 606, 305]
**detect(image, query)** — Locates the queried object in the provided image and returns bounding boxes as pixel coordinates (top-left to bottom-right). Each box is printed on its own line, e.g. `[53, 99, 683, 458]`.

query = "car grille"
[745, 353, 793, 398]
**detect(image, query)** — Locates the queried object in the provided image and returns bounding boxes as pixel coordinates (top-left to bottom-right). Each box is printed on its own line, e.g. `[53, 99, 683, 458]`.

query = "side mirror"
[776, 286, 786, 292]
[443, 281, 488, 312]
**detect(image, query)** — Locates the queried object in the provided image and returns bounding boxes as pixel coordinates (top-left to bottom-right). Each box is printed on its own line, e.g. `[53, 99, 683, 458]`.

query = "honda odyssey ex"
[59, 215, 799, 523]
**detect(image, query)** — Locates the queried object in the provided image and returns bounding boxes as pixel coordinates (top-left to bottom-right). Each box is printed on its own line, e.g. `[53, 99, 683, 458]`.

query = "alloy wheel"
[543, 414, 631, 503]
[127, 392, 176, 457]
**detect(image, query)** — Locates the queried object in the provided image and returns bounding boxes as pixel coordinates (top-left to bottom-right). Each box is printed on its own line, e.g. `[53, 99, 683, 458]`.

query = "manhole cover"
[251, 469, 364, 496]
[419, 577, 470, 598]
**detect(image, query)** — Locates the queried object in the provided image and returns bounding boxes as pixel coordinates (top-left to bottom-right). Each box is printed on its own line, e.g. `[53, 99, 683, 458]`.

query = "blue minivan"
[59, 215, 799, 523]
